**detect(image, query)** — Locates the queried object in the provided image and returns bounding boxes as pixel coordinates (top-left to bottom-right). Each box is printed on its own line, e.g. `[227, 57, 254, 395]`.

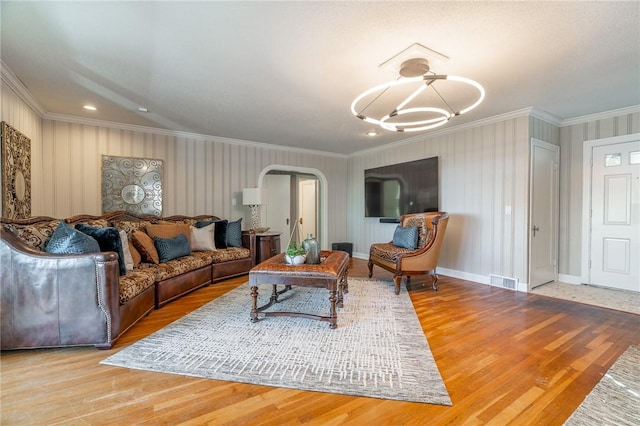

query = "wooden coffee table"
[249, 250, 349, 329]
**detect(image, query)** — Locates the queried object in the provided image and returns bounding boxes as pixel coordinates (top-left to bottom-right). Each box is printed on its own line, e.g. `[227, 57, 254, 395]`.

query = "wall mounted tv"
[364, 156, 439, 218]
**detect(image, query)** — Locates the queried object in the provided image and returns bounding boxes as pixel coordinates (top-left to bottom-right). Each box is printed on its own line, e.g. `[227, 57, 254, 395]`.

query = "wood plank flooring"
[2, 258, 639, 425]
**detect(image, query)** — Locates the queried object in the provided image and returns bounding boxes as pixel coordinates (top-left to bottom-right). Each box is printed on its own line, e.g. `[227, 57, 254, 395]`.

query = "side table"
[255, 232, 281, 264]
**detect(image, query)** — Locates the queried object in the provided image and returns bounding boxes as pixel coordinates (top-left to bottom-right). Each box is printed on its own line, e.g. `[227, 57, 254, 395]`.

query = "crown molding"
[560, 105, 640, 127]
[0, 60, 47, 117]
[350, 107, 540, 157]
[43, 112, 347, 159]
[530, 108, 563, 126]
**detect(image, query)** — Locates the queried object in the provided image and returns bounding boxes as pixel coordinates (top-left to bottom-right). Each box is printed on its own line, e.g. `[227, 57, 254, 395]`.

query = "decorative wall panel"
[1, 121, 31, 219]
[102, 155, 163, 216]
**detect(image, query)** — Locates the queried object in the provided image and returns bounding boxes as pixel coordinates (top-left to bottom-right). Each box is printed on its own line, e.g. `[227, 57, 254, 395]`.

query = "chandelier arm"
[358, 76, 401, 115]
[429, 83, 457, 116]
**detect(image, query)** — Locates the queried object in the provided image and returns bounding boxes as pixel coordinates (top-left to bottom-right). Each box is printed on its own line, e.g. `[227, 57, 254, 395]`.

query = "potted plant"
[285, 241, 306, 265]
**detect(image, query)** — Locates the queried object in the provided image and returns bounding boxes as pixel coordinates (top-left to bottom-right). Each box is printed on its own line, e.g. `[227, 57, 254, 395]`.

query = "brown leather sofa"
[1, 211, 256, 350]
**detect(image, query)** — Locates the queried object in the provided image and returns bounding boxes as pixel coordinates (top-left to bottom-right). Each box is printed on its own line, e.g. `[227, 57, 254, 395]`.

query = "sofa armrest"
[242, 232, 257, 267]
[0, 230, 121, 349]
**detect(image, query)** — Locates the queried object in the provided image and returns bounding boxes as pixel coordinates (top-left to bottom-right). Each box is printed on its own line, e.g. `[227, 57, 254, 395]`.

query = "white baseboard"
[558, 274, 582, 285]
[355, 257, 533, 292]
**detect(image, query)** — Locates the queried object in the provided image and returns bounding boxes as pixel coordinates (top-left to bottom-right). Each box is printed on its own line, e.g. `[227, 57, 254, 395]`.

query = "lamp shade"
[242, 188, 265, 205]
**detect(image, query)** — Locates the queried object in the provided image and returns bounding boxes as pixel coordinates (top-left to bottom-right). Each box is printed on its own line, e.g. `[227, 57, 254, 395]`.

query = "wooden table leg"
[329, 289, 337, 329]
[250, 285, 259, 323]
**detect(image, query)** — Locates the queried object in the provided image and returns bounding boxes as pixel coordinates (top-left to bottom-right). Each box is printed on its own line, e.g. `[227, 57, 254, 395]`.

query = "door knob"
[532, 225, 540, 236]
[299, 218, 303, 225]
[286, 218, 290, 225]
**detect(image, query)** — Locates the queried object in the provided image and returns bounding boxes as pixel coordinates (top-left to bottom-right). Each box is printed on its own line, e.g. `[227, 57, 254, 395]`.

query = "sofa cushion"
[195, 219, 228, 249]
[129, 241, 142, 267]
[154, 234, 191, 263]
[119, 230, 135, 271]
[149, 255, 211, 281]
[226, 218, 243, 248]
[146, 223, 191, 246]
[45, 221, 101, 255]
[370, 242, 415, 263]
[392, 225, 418, 249]
[3, 219, 60, 250]
[190, 223, 216, 251]
[209, 247, 251, 263]
[132, 230, 160, 264]
[75, 224, 127, 275]
[118, 268, 156, 304]
[112, 220, 152, 238]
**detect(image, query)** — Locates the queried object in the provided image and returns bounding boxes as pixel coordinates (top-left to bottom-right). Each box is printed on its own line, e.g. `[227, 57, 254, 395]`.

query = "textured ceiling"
[2, 1, 639, 155]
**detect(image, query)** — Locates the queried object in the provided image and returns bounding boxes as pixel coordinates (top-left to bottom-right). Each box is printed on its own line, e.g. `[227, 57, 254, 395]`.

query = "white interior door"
[298, 178, 317, 242]
[529, 139, 559, 289]
[263, 174, 290, 251]
[586, 139, 640, 291]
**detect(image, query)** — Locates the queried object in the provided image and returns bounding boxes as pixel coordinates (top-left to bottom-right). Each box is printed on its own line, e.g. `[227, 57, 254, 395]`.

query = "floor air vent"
[489, 274, 518, 290]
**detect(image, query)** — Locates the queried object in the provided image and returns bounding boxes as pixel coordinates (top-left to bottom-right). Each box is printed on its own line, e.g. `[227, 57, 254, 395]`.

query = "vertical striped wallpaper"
[36, 120, 348, 248]
[3, 78, 638, 285]
[558, 111, 640, 276]
[348, 116, 532, 283]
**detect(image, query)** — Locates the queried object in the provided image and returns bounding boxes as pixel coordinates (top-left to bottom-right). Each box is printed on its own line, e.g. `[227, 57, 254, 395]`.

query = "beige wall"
[1, 81, 348, 248]
[558, 111, 640, 277]
[348, 115, 532, 284]
[4, 73, 638, 284]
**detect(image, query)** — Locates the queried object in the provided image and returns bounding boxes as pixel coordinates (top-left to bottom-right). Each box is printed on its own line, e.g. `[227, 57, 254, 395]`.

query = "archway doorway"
[257, 165, 329, 250]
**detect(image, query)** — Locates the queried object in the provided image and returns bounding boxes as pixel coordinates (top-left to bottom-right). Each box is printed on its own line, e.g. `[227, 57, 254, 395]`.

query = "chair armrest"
[1, 230, 121, 349]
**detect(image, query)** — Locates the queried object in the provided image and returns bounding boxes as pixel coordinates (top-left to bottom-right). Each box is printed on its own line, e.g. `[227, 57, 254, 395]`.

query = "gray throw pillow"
[153, 234, 191, 263]
[226, 218, 243, 248]
[45, 221, 101, 255]
[392, 225, 418, 250]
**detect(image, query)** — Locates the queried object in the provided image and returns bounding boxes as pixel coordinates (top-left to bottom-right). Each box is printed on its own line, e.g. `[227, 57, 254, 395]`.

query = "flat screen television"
[364, 156, 439, 218]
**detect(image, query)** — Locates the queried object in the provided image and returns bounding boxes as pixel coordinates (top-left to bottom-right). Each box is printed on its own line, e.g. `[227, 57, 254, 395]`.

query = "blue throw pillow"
[226, 218, 242, 248]
[153, 234, 191, 263]
[45, 222, 101, 255]
[392, 225, 418, 250]
[75, 224, 127, 276]
[195, 219, 228, 249]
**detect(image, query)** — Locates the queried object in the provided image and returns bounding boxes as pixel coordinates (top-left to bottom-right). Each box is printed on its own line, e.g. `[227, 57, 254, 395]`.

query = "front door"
[298, 178, 318, 242]
[529, 139, 559, 289]
[263, 174, 290, 251]
[585, 137, 640, 292]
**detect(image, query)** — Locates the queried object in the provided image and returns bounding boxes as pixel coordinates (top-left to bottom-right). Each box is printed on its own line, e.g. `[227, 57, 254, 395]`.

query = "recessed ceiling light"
[366, 130, 378, 137]
[138, 107, 148, 113]
[83, 105, 97, 111]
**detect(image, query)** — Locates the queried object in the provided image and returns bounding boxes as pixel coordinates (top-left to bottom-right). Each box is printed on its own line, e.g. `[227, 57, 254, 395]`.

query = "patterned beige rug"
[101, 278, 451, 405]
[565, 345, 640, 425]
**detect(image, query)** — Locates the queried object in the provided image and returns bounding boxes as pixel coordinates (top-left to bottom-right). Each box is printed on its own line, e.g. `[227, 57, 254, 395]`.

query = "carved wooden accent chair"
[368, 212, 449, 295]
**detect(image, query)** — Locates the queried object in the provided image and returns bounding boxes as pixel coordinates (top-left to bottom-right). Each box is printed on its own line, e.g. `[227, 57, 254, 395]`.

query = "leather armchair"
[368, 212, 449, 295]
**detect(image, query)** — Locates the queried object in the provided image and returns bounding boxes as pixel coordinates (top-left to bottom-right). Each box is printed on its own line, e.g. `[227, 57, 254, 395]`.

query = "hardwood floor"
[2, 258, 639, 425]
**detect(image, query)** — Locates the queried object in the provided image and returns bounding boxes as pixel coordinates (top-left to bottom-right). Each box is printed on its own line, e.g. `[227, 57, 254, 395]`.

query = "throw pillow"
[132, 230, 160, 264]
[119, 230, 135, 271]
[226, 218, 243, 248]
[45, 221, 101, 255]
[190, 223, 216, 251]
[129, 241, 142, 267]
[392, 225, 419, 250]
[75, 224, 127, 275]
[145, 223, 192, 246]
[195, 219, 228, 249]
[153, 234, 191, 263]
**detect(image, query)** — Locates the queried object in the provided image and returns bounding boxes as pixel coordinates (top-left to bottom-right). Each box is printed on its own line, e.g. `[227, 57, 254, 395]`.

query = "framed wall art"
[1, 121, 31, 219]
[101, 155, 163, 216]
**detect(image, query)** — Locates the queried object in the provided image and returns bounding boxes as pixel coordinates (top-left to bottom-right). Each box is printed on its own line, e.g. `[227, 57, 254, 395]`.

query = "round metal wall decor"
[102, 155, 163, 216]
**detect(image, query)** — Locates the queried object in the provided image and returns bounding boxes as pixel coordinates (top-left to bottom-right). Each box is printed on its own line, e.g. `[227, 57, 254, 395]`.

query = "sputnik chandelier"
[351, 54, 485, 133]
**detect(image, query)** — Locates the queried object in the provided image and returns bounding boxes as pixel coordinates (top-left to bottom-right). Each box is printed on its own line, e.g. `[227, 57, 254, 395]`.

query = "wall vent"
[489, 274, 518, 291]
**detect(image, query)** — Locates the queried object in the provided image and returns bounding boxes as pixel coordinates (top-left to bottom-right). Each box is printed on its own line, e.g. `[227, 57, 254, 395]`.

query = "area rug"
[564, 345, 640, 425]
[101, 278, 451, 405]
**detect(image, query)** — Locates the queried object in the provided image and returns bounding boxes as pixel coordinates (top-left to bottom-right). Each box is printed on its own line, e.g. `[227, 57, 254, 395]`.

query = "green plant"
[286, 241, 306, 257]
